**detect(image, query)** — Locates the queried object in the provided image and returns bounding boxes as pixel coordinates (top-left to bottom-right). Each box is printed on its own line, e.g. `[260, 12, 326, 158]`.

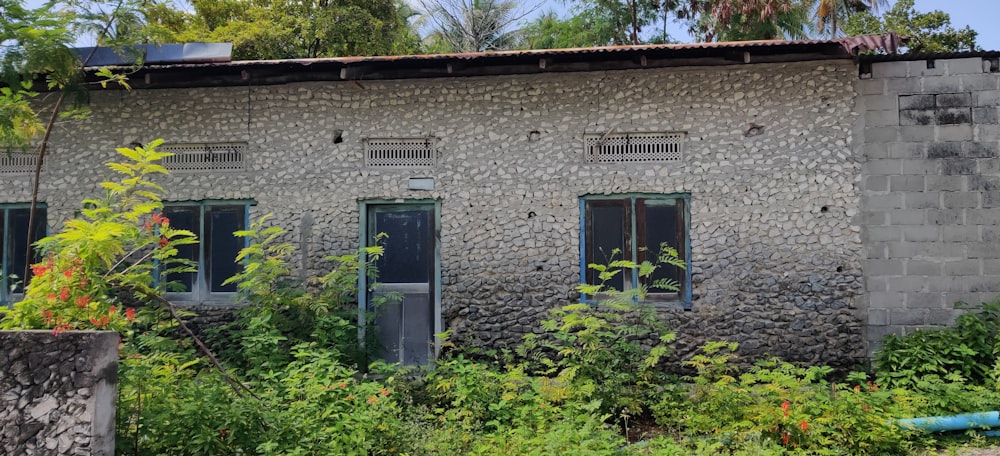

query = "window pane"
[587, 202, 626, 291]
[162, 207, 199, 292]
[640, 200, 682, 294]
[6, 208, 45, 293]
[372, 209, 433, 284]
[206, 205, 245, 292]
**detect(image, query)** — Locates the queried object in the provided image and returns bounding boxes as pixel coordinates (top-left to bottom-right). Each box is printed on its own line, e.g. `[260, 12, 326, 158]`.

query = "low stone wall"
[0, 330, 118, 456]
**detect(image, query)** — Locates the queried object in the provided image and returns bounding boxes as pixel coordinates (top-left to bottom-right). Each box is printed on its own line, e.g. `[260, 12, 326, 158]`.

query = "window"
[160, 201, 251, 301]
[581, 194, 690, 304]
[1, 205, 46, 304]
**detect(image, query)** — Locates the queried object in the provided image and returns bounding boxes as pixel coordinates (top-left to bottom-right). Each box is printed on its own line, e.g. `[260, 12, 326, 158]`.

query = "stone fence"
[0, 330, 118, 455]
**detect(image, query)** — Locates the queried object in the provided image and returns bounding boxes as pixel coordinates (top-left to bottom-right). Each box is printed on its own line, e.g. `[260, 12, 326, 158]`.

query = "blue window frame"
[580, 194, 691, 306]
[1, 204, 46, 305]
[160, 200, 252, 302]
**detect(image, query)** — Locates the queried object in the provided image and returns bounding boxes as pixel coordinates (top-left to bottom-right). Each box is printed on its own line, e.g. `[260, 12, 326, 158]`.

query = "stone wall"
[0, 330, 118, 455]
[4, 60, 866, 367]
[859, 57, 1000, 350]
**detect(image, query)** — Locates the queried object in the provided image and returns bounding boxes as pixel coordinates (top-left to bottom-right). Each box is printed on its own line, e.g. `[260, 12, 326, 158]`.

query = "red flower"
[800, 420, 809, 432]
[158, 236, 168, 249]
[125, 308, 136, 322]
[63, 269, 73, 278]
[109, 305, 117, 314]
[781, 431, 790, 445]
[75, 296, 90, 308]
[59, 287, 70, 302]
[781, 400, 790, 417]
[31, 264, 47, 277]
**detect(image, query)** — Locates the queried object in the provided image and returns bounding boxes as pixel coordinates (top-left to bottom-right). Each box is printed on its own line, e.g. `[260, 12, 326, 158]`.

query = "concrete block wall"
[859, 57, 1000, 350]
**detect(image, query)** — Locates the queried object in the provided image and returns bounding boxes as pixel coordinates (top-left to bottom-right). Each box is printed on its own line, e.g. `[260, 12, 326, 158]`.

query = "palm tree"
[812, 0, 885, 38]
[418, 0, 539, 52]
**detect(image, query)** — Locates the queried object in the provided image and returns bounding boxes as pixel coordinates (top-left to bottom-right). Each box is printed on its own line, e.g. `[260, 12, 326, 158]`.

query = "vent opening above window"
[584, 132, 685, 163]
[0, 153, 39, 174]
[159, 143, 248, 172]
[365, 138, 438, 168]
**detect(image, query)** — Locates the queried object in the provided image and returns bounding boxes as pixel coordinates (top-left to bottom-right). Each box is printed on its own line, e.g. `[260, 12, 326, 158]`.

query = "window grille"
[584, 132, 685, 163]
[0, 153, 38, 174]
[365, 138, 438, 168]
[159, 143, 248, 172]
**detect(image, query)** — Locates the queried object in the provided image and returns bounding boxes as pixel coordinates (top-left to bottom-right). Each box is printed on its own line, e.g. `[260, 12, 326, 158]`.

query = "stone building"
[1, 39, 997, 368]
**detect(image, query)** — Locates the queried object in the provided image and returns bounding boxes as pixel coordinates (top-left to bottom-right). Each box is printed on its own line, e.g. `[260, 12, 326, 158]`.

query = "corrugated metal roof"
[80, 37, 901, 89]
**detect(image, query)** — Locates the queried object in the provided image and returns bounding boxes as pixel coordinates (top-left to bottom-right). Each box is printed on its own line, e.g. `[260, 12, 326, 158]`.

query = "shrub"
[517, 246, 680, 418]
[653, 342, 918, 455]
[876, 301, 1000, 389]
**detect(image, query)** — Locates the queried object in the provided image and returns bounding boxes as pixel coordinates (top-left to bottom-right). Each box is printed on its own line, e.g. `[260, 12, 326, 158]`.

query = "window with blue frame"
[160, 201, 251, 301]
[1, 204, 46, 304]
[581, 194, 690, 304]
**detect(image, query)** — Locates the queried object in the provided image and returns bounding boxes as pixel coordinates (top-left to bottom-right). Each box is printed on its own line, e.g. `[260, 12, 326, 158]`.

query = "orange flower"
[854, 385, 861, 393]
[339, 382, 347, 388]
[63, 269, 74, 278]
[379, 388, 390, 397]
[157, 236, 168, 249]
[125, 308, 136, 321]
[109, 306, 117, 314]
[59, 287, 70, 302]
[367, 396, 378, 404]
[800, 420, 809, 432]
[781, 431, 790, 445]
[781, 400, 790, 417]
[31, 264, 47, 277]
[75, 296, 90, 308]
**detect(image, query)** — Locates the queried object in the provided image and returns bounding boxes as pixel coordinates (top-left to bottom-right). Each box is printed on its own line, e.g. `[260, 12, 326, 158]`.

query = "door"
[363, 203, 439, 365]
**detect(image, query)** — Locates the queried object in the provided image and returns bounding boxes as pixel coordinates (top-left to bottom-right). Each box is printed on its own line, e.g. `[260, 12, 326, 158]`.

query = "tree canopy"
[842, 0, 978, 53]
[145, 0, 420, 60]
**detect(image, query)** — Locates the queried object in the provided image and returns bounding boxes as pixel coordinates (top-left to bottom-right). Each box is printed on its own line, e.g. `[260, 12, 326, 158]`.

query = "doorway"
[360, 201, 440, 365]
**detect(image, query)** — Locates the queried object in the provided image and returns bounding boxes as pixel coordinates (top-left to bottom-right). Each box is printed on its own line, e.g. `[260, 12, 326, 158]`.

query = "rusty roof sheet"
[83, 37, 901, 89]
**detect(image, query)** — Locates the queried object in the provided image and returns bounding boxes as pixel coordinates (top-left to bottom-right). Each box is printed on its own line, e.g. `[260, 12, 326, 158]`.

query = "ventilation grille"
[365, 138, 438, 168]
[159, 143, 248, 172]
[0, 153, 38, 174]
[584, 132, 685, 163]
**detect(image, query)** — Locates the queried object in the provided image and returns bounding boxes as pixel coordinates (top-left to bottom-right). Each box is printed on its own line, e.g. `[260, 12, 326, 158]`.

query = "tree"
[145, 0, 420, 59]
[0, 0, 139, 291]
[842, 0, 978, 53]
[418, 0, 539, 52]
[811, 0, 883, 38]
[685, 0, 811, 41]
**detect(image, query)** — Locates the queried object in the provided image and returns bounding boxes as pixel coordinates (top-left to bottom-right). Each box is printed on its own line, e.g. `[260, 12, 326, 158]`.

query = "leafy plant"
[0, 140, 196, 333]
[876, 301, 1000, 390]
[517, 244, 680, 418]
[208, 218, 387, 375]
[655, 342, 918, 455]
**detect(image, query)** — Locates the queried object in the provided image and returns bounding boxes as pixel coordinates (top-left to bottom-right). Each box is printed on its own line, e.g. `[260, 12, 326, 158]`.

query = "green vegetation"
[842, 0, 979, 53]
[5, 142, 1000, 454]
